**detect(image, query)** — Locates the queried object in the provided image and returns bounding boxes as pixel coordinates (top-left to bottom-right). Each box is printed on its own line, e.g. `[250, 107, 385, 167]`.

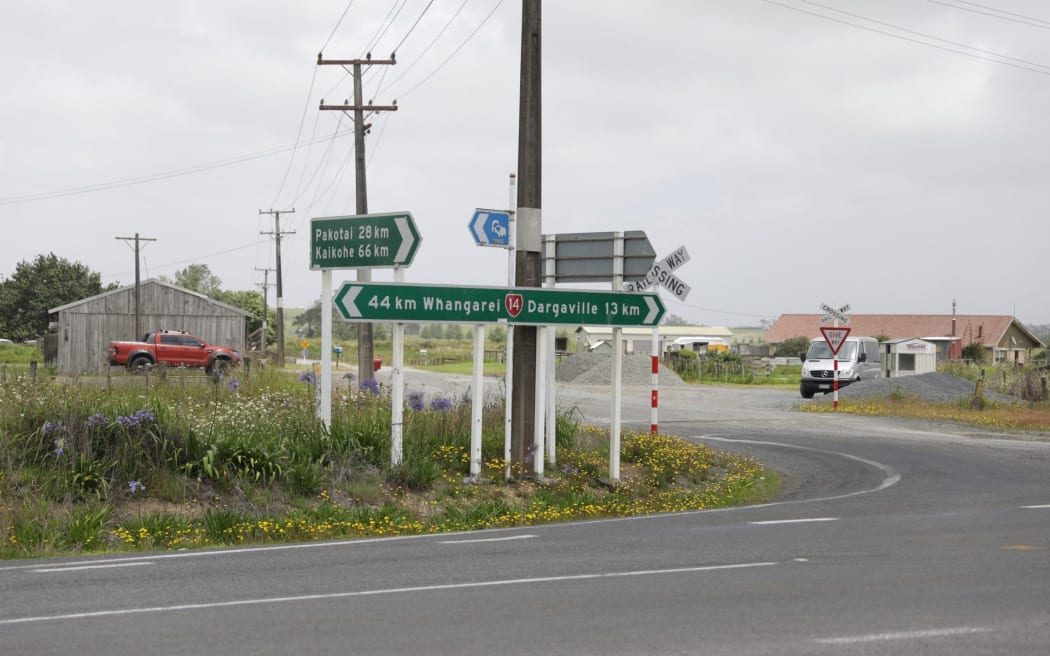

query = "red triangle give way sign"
[820, 326, 852, 355]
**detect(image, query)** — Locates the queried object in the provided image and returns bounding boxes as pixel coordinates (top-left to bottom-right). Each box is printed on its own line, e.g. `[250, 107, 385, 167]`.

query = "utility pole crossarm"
[319, 102, 398, 112]
[317, 55, 396, 66]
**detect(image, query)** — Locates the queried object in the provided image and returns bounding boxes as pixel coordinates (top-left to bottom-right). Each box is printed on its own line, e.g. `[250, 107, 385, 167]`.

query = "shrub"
[962, 342, 985, 364]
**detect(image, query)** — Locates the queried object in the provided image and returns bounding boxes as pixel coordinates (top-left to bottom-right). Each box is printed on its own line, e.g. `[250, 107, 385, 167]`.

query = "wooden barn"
[48, 279, 251, 374]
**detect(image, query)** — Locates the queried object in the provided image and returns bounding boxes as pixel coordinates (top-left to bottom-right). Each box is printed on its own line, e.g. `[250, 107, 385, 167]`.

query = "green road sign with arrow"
[310, 212, 421, 269]
[334, 282, 665, 327]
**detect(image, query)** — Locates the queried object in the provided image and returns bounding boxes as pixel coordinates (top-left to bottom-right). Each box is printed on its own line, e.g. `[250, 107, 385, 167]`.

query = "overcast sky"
[3, 0, 1049, 327]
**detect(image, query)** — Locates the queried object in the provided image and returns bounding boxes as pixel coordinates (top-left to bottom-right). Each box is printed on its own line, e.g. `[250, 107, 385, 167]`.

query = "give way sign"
[820, 326, 852, 355]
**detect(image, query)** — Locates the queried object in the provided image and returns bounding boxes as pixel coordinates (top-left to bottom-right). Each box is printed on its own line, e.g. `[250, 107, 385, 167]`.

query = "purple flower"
[128, 480, 146, 494]
[86, 413, 108, 429]
[42, 421, 66, 436]
[116, 409, 156, 429]
[227, 379, 241, 393]
[53, 438, 65, 457]
[429, 397, 453, 412]
[407, 391, 425, 412]
[359, 378, 380, 396]
[299, 370, 315, 384]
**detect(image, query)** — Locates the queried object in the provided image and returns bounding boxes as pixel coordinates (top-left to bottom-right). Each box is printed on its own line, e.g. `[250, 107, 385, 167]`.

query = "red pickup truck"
[109, 330, 240, 374]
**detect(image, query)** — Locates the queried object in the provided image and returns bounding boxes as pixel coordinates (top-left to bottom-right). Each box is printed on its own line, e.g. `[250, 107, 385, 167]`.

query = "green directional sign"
[311, 212, 421, 270]
[334, 282, 665, 327]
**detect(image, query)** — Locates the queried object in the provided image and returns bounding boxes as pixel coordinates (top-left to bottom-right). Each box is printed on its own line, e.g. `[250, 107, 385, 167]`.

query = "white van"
[799, 336, 882, 398]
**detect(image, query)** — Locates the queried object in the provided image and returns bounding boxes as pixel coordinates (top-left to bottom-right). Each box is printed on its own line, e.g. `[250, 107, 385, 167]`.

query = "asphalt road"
[2, 382, 1048, 655]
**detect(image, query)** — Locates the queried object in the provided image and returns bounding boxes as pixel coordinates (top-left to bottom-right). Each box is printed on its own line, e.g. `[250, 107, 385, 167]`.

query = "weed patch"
[1, 370, 777, 559]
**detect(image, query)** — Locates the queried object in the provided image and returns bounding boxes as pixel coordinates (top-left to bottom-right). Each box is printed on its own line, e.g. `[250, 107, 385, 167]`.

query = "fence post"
[30, 361, 37, 384]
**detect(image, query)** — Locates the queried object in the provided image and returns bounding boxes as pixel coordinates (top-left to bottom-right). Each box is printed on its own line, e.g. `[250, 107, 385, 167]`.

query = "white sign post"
[819, 303, 851, 411]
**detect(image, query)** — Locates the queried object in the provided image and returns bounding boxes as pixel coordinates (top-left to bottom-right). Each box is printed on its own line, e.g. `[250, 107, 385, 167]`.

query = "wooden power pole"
[255, 267, 275, 357]
[317, 51, 397, 382]
[260, 209, 295, 366]
[511, 0, 542, 472]
[115, 232, 157, 340]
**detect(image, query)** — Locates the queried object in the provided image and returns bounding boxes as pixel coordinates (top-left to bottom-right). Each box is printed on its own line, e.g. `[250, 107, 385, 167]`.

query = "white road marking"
[1020, 504, 1050, 509]
[750, 518, 839, 525]
[0, 560, 783, 626]
[32, 562, 153, 573]
[815, 626, 992, 644]
[696, 435, 901, 503]
[438, 534, 537, 544]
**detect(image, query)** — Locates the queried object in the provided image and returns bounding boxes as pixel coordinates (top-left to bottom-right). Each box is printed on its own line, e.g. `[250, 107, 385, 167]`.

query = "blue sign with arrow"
[469, 209, 511, 248]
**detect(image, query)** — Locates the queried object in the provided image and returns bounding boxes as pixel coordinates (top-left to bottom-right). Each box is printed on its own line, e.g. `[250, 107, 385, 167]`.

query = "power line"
[391, 0, 436, 54]
[758, 0, 1050, 77]
[378, 0, 470, 97]
[362, 0, 408, 58]
[387, 0, 508, 100]
[797, 0, 1050, 70]
[0, 128, 352, 206]
[272, 0, 361, 210]
[268, 65, 321, 208]
[105, 240, 264, 280]
[926, 0, 1050, 29]
[320, 0, 358, 53]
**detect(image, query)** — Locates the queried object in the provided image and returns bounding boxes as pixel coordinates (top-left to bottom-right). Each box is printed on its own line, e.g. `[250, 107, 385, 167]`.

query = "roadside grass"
[0, 367, 777, 559]
[800, 361, 1050, 433]
[415, 360, 506, 377]
[801, 393, 1050, 432]
[0, 342, 45, 368]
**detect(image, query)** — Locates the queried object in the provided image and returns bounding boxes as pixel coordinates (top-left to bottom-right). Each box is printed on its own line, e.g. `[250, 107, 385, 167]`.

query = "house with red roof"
[764, 314, 1044, 365]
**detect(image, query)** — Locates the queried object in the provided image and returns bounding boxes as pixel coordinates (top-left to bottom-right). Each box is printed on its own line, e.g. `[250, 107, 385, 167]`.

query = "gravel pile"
[812, 372, 1018, 404]
[556, 352, 688, 387]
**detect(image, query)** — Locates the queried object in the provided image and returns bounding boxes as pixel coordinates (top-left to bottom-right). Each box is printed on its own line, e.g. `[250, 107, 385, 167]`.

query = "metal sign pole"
[544, 235, 557, 467]
[533, 325, 547, 477]
[391, 266, 406, 466]
[320, 271, 333, 426]
[610, 232, 625, 481]
[470, 323, 485, 480]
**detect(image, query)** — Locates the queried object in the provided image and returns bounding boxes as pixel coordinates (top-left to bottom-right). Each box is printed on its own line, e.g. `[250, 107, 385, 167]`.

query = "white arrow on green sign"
[334, 282, 665, 327]
[310, 212, 421, 270]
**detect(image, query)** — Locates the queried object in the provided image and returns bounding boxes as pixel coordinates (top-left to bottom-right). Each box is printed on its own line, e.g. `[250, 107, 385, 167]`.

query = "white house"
[575, 325, 733, 356]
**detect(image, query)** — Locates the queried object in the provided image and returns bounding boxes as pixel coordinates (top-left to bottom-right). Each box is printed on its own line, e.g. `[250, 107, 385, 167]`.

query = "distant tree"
[662, 313, 691, 326]
[776, 335, 812, 358]
[214, 289, 274, 345]
[873, 334, 891, 343]
[293, 300, 356, 340]
[0, 253, 115, 340]
[446, 324, 464, 340]
[174, 263, 222, 297]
